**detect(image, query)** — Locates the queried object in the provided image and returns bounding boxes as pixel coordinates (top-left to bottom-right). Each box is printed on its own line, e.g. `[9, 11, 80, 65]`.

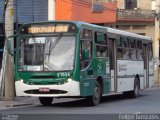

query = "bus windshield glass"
[18, 35, 76, 71]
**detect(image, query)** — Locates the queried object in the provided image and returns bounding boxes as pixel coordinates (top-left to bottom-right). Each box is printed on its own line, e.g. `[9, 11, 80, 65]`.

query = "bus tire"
[131, 77, 140, 98]
[86, 81, 101, 106]
[123, 77, 140, 98]
[39, 97, 53, 106]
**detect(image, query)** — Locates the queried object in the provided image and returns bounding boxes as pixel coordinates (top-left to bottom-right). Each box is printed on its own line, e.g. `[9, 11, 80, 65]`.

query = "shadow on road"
[38, 93, 147, 108]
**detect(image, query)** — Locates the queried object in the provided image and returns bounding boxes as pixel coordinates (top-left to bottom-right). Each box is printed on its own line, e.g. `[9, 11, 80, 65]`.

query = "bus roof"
[71, 21, 152, 41]
[107, 27, 152, 41]
[21, 21, 152, 41]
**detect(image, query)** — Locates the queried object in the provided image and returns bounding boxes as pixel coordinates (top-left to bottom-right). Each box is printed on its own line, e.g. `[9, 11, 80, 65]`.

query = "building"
[112, 0, 155, 40]
[55, 0, 117, 24]
[0, 0, 49, 64]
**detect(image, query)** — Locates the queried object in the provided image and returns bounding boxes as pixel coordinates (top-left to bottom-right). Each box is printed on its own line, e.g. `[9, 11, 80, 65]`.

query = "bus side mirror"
[6, 35, 17, 56]
[83, 49, 89, 60]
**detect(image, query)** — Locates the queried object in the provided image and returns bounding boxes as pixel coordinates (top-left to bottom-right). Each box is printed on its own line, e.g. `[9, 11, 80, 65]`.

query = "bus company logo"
[119, 64, 127, 72]
[97, 63, 102, 73]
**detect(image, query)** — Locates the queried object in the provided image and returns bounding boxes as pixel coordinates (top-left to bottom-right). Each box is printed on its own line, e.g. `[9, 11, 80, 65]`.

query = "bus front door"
[108, 38, 117, 92]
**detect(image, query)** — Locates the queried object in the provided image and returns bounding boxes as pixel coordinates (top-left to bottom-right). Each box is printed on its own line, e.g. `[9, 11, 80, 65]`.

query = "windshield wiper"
[47, 33, 63, 60]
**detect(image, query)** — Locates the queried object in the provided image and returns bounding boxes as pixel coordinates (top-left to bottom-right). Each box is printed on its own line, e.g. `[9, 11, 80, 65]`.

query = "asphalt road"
[0, 87, 160, 120]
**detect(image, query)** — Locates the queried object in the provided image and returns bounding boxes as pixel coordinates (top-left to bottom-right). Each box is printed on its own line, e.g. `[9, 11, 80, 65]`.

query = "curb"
[6, 103, 34, 108]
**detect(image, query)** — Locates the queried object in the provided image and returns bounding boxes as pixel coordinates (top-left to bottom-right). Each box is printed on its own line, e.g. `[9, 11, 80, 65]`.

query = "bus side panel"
[81, 78, 96, 97]
[80, 78, 110, 97]
[103, 78, 110, 94]
[80, 58, 97, 97]
[80, 58, 110, 96]
[117, 60, 144, 92]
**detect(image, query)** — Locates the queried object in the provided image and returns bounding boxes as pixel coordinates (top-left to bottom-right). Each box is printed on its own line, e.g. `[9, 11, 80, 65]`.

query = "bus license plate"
[39, 88, 50, 92]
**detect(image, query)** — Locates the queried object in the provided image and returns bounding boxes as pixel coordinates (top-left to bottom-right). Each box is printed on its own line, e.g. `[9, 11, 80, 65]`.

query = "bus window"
[95, 32, 108, 57]
[80, 29, 92, 40]
[130, 38, 136, 60]
[122, 37, 130, 59]
[80, 29, 92, 69]
[116, 37, 123, 59]
[136, 40, 143, 60]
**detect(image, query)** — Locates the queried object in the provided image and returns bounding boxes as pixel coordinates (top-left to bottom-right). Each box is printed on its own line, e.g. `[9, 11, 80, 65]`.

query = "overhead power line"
[60, 0, 117, 13]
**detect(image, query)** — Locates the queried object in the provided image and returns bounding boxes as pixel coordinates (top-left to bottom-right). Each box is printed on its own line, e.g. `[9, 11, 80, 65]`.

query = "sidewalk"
[0, 97, 38, 108]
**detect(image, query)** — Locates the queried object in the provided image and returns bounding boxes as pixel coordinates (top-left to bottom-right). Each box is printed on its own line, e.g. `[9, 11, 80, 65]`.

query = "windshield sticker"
[26, 66, 42, 71]
[29, 37, 45, 44]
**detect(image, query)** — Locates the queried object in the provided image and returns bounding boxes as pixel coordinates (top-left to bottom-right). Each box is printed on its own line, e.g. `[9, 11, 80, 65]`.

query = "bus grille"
[24, 89, 67, 94]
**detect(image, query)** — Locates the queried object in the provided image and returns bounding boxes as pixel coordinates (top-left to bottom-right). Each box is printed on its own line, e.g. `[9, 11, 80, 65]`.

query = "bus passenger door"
[108, 38, 117, 92]
[143, 44, 149, 88]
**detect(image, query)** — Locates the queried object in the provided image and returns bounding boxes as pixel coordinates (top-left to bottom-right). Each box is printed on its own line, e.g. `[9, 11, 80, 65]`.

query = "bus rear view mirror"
[6, 35, 17, 56]
[83, 49, 89, 60]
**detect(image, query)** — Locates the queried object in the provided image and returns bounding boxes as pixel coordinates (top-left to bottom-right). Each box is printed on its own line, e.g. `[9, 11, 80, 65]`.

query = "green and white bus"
[11, 21, 154, 106]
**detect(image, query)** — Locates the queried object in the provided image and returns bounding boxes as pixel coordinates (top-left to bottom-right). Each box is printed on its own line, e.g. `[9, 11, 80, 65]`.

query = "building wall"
[137, 0, 152, 10]
[56, 0, 117, 23]
[117, 0, 152, 10]
[117, 0, 125, 9]
[115, 0, 155, 40]
[114, 23, 155, 40]
[55, 0, 72, 21]
[16, 0, 48, 23]
[0, 0, 48, 24]
[115, 22, 155, 39]
[0, 0, 5, 22]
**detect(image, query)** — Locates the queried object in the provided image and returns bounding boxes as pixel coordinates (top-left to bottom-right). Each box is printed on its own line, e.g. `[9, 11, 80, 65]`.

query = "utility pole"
[154, 0, 160, 85]
[48, 0, 55, 20]
[4, 0, 15, 100]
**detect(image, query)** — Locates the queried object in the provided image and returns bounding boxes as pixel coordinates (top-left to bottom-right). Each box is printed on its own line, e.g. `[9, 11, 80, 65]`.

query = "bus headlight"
[67, 78, 72, 82]
[20, 79, 24, 83]
[65, 78, 72, 84]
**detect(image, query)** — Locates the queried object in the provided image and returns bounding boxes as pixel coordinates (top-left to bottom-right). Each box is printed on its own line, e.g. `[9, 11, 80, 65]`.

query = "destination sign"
[20, 23, 77, 34]
[28, 25, 69, 33]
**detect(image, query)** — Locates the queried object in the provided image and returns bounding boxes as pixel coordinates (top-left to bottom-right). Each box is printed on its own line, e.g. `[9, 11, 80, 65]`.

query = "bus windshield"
[18, 35, 76, 71]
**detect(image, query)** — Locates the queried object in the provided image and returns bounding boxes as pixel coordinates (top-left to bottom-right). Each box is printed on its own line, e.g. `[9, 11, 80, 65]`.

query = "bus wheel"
[123, 78, 140, 98]
[86, 81, 101, 106]
[127, 78, 140, 98]
[131, 78, 140, 98]
[39, 97, 53, 106]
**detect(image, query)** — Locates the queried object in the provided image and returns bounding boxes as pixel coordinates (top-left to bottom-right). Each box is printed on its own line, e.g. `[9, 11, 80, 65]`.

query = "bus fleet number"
[57, 72, 70, 77]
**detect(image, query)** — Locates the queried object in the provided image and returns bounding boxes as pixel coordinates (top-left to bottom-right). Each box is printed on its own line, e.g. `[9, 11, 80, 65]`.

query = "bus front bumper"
[15, 78, 80, 97]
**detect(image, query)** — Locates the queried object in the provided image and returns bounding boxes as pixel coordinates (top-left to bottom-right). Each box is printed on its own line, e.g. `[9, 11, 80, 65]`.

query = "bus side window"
[130, 38, 136, 60]
[95, 32, 108, 57]
[80, 29, 92, 69]
[116, 37, 123, 59]
[136, 40, 143, 60]
[122, 37, 130, 59]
